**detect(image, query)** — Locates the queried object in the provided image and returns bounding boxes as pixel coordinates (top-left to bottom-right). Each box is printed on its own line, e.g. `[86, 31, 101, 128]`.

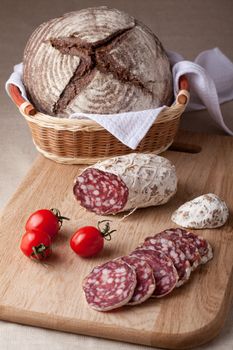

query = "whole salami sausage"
[73, 153, 177, 215]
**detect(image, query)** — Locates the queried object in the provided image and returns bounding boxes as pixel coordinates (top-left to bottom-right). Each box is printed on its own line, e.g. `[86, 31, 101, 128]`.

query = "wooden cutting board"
[0, 130, 233, 349]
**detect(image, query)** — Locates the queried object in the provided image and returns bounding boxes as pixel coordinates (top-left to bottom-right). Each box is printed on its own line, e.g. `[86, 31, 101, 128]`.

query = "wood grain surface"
[0, 130, 232, 349]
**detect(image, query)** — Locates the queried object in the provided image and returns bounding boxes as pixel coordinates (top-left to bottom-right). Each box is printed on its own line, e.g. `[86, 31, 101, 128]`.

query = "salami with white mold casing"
[73, 153, 177, 215]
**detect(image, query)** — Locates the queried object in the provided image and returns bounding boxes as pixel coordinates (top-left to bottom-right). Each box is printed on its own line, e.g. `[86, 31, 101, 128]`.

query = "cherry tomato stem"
[50, 208, 70, 228]
[97, 220, 116, 241]
[31, 244, 50, 260]
[20, 231, 52, 261]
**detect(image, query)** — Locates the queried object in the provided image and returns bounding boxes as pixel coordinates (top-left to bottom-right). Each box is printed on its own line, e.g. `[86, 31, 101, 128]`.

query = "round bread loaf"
[23, 7, 173, 117]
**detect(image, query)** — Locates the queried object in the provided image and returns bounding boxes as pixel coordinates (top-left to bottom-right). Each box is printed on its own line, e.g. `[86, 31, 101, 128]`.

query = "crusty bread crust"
[23, 7, 173, 116]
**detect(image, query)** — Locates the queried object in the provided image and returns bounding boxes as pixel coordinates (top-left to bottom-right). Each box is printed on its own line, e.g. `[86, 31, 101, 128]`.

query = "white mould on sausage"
[171, 193, 229, 229]
[74, 153, 177, 214]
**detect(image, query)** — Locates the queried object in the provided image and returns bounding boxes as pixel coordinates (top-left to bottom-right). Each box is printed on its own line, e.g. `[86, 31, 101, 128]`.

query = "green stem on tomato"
[50, 208, 70, 228]
[97, 220, 116, 241]
[31, 243, 49, 259]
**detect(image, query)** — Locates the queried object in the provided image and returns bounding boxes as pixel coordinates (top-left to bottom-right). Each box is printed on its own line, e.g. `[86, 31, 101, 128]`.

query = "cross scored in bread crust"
[49, 24, 154, 114]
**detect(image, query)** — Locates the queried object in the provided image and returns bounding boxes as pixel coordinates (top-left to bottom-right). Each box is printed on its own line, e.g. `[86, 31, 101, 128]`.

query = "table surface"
[0, 0, 233, 349]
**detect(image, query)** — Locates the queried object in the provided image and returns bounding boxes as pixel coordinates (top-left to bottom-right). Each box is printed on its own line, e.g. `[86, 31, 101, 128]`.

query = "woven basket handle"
[177, 75, 189, 105]
[9, 84, 36, 116]
[9, 75, 189, 116]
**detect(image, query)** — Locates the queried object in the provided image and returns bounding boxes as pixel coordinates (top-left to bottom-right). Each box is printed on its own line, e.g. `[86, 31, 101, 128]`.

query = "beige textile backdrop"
[0, 0, 233, 349]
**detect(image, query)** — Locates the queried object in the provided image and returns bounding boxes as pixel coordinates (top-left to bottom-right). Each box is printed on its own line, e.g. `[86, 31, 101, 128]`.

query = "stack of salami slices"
[83, 228, 213, 311]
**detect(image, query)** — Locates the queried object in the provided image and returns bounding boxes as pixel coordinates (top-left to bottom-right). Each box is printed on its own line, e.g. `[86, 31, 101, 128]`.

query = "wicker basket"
[9, 76, 189, 165]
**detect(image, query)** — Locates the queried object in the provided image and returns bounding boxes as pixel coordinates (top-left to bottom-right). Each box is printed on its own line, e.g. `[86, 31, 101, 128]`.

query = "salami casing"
[74, 153, 177, 215]
[83, 260, 137, 311]
[171, 194, 229, 229]
[130, 248, 178, 297]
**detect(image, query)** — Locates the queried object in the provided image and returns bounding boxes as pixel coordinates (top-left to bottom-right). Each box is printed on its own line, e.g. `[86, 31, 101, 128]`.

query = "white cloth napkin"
[169, 48, 233, 136]
[5, 48, 233, 149]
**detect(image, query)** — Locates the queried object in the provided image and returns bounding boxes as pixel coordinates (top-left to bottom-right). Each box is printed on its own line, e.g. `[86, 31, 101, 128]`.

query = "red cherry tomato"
[70, 221, 116, 258]
[25, 208, 69, 240]
[20, 231, 52, 260]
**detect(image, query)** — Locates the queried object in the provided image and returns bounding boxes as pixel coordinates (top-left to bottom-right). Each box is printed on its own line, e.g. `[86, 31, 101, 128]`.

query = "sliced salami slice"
[140, 237, 191, 287]
[130, 248, 178, 297]
[119, 256, 156, 305]
[73, 168, 129, 215]
[156, 228, 202, 271]
[176, 230, 213, 264]
[83, 260, 136, 311]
